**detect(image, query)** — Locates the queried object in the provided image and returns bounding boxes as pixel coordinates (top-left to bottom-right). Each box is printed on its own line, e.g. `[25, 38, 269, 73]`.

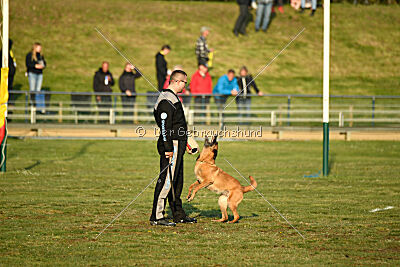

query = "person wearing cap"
[155, 45, 171, 92]
[190, 63, 212, 119]
[195, 27, 213, 66]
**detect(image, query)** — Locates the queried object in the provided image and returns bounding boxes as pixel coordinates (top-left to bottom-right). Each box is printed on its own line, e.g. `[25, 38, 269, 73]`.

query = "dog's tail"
[242, 176, 257, 193]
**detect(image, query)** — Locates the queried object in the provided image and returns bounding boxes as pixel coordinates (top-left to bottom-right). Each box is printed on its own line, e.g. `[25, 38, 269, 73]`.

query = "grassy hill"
[10, 0, 400, 96]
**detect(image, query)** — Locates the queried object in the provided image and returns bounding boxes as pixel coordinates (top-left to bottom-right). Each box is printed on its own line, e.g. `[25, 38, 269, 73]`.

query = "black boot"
[311, 9, 316, 16]
[150, 218, 176, 227]
[174, 216, 197, 224]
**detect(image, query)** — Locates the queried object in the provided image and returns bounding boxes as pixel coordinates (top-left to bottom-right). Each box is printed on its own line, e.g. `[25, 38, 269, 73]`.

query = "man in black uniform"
[150, 70, 197, 226]
[155, 45, 171, 92]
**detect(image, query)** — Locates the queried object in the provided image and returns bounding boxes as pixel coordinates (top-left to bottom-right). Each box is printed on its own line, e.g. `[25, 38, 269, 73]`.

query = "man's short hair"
[227, 69, 235, 74]
[161, 44, 171, 51]
[102, 61, 109, 65]
[170, 69, 187, 84]
[198, 62, 208, 68]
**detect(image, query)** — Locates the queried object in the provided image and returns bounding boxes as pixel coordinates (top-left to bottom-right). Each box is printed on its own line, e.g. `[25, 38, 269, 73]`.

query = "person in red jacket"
[190, 63, 212, 119]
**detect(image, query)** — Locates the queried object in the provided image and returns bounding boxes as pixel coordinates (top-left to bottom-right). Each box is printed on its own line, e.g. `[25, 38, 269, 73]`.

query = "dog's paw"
[187, 196, 194, 202]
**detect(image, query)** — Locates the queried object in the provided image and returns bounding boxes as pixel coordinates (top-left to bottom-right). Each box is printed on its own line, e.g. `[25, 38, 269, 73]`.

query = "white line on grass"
[224, 158, 305, 240]
[223, 27, 306, 111]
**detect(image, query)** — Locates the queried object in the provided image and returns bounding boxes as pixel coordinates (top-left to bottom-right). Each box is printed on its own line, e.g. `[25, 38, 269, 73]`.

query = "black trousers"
[234, 4, 249, 34]
[157, 74, 166, 92]
[121, 95, 136, 117]
[150, 139, 187, 221]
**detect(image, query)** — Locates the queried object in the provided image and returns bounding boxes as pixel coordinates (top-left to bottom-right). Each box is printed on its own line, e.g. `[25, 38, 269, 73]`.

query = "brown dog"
[187, 135, 257, 223]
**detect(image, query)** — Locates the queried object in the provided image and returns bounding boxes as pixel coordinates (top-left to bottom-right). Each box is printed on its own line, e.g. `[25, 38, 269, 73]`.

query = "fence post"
[30, 106, 36, 124]
[58, 102, 63, 123]
[371, 96, 375, 127]
[287, 96, 291, 126]
[25, 92, 29, 123]
[349, 105, 353, 127]
[188, 110, 194, 126]
[271, 111, 276, 127]
[338, 111, 344, 127]
[109, 108, 115, 124]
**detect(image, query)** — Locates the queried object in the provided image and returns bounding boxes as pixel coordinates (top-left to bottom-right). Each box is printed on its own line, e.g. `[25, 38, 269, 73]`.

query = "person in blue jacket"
[213, 69, 238, 110]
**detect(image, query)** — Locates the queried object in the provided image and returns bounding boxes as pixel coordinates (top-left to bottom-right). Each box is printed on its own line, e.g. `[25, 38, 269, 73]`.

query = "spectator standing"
[236, 66, 263, 123]
[195, 27, 213, 66]
[233, 0, 251, 36]
[26, 42, 46, 111]
[155, 45, 171, 92]
[93, 61, 114, 120]
[300, 0, 316, 16]
[119, 63, 141, 118]
[213, 69, 238, 109]
[190, 63, 212, 118]
[255, 0, 274, 32]
[1, 39, 17, 110]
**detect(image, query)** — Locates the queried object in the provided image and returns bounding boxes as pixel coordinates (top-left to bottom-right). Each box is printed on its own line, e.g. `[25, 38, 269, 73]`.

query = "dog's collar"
[198, 160, 216, 167]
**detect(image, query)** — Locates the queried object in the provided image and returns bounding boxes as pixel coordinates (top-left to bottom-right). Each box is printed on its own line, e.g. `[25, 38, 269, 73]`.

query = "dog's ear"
[212, 134, 218, 145]
[204, 136, 210, 147]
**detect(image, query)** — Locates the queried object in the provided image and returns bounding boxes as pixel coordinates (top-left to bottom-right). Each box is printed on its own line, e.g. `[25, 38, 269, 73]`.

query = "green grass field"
[10, 0, 400, 96]
[1, 139, 399, 265]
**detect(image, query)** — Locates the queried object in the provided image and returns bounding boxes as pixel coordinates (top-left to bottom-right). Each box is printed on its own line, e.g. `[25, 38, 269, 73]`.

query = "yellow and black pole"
[322, 0, 330, 176]
[0, 0, 9, 172]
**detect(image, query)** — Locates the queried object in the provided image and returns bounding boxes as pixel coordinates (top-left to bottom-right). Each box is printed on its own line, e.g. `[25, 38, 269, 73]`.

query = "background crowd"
[2, 1, 322, 121]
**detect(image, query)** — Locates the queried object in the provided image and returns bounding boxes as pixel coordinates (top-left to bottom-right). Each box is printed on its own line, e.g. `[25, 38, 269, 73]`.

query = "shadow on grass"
[24, 160, 41, 170]
[65, 142, 94, 161]
[178, 202, 259, 222]
[22, 142, 94, 170]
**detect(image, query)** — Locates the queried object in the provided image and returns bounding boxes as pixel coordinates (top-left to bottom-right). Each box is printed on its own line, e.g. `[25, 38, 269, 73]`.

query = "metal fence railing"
[6, 90, 400, 128]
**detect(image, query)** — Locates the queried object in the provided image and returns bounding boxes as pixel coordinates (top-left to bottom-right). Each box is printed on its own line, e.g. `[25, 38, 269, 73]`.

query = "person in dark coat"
[118, 62, 141, 118]
[155, 45, 171, 92]
[1, 39, 17, 108]
[234, 0, 251, 36]
[93, 61, 114, 120]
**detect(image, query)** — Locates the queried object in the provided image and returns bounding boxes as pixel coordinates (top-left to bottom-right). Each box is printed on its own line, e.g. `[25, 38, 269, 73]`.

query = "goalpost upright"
[323, 0, 330, 176]
[0, 0, 9, 172]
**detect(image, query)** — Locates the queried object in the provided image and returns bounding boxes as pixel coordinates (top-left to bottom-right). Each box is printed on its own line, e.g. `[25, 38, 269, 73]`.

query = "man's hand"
[231, 90, 238, 96]
[258, 91, 264, 96]
[165, 152, 173, 158]
[210, 48, 215, 52]
[35, 64, 44, 69]
[126, 90, 132, 96]
[96, 96, 101, 102]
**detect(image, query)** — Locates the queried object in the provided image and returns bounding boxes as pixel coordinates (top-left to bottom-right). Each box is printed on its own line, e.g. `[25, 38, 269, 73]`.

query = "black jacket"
[25, 52, 46, 74]
[118, 70, 141, 95]
[155, 52, 167, 80]
[236, 75, 260, 98]
[93, 68, 114, 93]
[0, 41, 16, 76]
[154, 89, 188, 152]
